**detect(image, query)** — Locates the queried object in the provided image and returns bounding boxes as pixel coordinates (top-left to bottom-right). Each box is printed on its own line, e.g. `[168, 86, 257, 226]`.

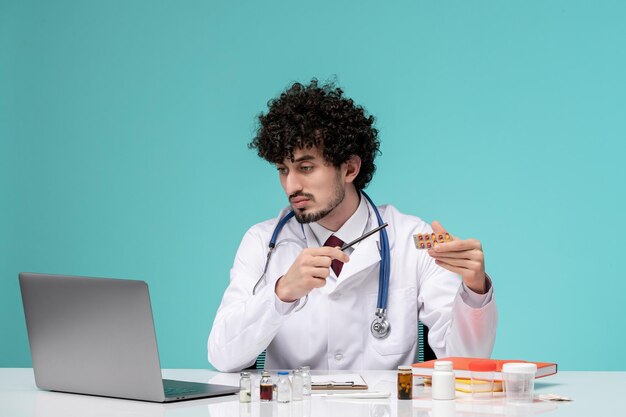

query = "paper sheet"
[311, 374, 368, 390]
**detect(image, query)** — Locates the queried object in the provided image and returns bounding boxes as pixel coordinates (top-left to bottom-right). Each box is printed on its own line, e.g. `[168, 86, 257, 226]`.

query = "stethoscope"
[252, 191, 391, 339]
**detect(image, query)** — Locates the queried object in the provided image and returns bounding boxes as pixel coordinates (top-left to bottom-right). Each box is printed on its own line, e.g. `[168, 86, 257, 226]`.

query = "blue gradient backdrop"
[2, 0, 624, 369]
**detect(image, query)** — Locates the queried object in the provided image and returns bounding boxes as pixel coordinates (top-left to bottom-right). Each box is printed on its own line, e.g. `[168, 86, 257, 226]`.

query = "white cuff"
[273, 294, 301, 315]
[460, 274, 494, 309]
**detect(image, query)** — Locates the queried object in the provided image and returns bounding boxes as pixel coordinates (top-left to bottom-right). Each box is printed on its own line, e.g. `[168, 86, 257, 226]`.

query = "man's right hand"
[274, 247, 349, 302]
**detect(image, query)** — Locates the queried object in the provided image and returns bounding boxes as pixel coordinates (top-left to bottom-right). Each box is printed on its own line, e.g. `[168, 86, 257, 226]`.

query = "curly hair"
[249, 79, 380, 190]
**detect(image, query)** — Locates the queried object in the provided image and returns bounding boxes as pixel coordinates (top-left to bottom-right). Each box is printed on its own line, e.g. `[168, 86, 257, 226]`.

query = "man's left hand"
[427, 220, 487, 294]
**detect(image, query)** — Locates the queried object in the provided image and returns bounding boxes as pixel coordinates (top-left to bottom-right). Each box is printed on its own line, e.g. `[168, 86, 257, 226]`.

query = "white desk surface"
[1, 368, 624, 417]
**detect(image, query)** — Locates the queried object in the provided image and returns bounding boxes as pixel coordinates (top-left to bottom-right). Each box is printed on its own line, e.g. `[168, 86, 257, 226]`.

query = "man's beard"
[292, 177, 345, 224]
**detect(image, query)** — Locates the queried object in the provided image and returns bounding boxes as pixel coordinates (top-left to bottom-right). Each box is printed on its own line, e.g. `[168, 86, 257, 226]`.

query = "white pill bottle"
[432, 360, 456, 400]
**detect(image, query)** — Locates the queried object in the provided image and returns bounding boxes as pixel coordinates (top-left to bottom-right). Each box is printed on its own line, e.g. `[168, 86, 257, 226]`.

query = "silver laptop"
[19, 272, 239, 402]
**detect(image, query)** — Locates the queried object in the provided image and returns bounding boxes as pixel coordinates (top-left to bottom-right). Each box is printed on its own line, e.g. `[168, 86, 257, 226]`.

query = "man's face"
[276, 147, 345, 224]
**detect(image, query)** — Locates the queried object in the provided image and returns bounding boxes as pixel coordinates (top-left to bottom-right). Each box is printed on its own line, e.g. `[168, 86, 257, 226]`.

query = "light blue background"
[2, 0, 624, 370]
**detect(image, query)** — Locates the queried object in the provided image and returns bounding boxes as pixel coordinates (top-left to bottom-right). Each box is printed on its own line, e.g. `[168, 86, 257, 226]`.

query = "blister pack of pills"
[537, 393, 572, 402]
[413, 232, 451, 249]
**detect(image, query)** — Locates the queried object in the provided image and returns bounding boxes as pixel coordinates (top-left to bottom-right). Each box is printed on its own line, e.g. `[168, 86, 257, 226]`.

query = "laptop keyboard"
[163, 379, 205, 397]
[165, 387, 201, 396]
[162, 378, 239, 400]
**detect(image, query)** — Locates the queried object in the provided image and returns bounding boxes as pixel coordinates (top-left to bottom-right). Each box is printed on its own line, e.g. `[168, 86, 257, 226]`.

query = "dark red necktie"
[324, 235, 345, 277]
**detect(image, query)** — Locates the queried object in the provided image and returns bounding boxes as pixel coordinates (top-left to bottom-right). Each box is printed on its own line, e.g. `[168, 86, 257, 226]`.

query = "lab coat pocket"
[367, 287, 417, 356]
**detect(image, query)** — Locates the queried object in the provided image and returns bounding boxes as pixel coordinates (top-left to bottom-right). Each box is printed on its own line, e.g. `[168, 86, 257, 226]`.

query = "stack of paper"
[455, 378, 503, 393]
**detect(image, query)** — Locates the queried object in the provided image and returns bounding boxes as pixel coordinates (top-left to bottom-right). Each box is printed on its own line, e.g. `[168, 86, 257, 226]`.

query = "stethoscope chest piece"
[371, 308, 391, 339]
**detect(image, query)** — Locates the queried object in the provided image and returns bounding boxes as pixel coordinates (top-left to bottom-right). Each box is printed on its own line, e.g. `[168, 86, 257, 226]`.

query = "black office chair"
[418, 320, 437, 362]
[251, 321, 436, 369]
[254, 350, 266, 370]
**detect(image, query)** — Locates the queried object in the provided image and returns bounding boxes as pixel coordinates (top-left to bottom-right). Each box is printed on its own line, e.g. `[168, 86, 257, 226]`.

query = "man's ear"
[343, 155, 362, 184]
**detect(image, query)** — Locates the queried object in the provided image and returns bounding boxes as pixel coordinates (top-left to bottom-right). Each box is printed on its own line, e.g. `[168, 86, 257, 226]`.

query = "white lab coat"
[208, 201, 497, 372]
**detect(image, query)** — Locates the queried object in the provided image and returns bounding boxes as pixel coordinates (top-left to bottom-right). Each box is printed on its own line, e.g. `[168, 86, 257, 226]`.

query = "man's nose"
[283, 172, 303, 196]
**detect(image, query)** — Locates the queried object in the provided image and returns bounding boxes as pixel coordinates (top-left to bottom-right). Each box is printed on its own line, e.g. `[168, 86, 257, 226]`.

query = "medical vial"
[292, 369, 304, 401]
[276, 371, 292, 403]
[432, 360, 456, 400]
[300, 366, 312, 397]
[239, 372, 252, 403]
[260, 371, 273, 401]
[397, 366, 413, 399]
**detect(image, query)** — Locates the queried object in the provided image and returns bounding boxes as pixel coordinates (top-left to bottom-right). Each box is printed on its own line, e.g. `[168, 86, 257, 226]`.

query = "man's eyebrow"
[292, 155, 316, 163]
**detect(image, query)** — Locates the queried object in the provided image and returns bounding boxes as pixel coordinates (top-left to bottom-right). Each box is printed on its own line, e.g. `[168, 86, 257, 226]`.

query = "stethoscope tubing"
[362, 192, 390, 311]
[270, 211, 295, 248]
[252, 192, 391, 337]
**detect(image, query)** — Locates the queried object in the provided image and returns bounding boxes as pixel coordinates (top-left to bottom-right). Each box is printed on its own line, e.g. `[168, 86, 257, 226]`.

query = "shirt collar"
[308, 194, 370, 249]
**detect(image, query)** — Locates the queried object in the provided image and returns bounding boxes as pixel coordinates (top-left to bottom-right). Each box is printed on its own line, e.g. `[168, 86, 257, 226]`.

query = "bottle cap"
[468, 360, 497, 372]
[502, 363, 537, 374]
[240, 371, 251, 377]
[398, 365, 412, 372]
[434, 360, 453, 371]
[277, 371, 289, 376]
[300, 366, 310, 371]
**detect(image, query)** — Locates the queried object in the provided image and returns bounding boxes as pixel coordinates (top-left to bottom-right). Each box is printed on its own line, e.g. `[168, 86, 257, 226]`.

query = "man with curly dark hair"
[208, 79, 497, 372]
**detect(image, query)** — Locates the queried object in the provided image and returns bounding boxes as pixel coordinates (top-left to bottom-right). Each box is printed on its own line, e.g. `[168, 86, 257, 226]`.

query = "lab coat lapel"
[335, 233, 381, 285]
[336, 197, 394, 286]
[302, 223, 319, 250]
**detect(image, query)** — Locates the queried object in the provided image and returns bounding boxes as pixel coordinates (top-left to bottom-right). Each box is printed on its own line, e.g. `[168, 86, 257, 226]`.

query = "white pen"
[313, 391, 391, 399]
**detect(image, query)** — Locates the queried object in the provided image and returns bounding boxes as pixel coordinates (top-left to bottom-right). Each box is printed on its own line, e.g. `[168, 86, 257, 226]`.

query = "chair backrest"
[254, 351, 266, 369]
[417, 320, 437, 362]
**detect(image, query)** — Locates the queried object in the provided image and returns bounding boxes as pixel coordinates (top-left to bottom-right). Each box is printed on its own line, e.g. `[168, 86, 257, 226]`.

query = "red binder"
[412, 357, 558, 381]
